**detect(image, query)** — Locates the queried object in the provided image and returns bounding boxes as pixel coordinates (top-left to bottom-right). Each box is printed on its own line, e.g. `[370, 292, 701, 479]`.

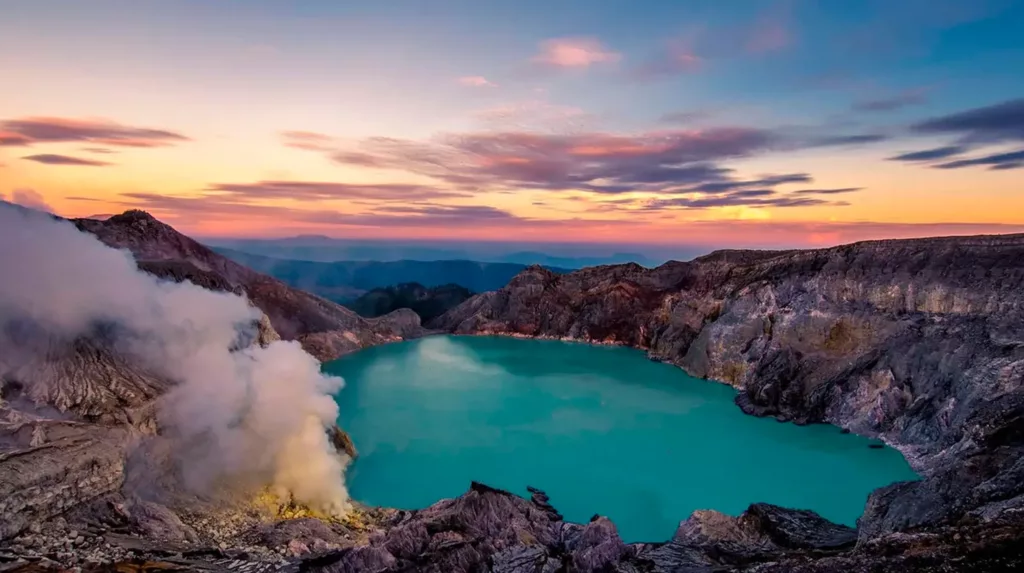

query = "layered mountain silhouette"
[213, 246, 568, 303]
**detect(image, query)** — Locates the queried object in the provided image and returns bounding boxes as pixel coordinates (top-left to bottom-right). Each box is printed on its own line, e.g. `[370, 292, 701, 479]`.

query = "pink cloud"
[747, 19, 791, 53]
[279, 130, 336, 152]
[632, 39, 703, 80]
[458, 76, 497, 88]
[745, 2, 796, 54]
[0, 117, 188, 148]
[532, 37, 622, 69]
[472, 100, 591, 131]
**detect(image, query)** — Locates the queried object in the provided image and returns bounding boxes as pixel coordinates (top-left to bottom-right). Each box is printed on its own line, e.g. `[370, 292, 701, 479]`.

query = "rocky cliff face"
[434, 234, 1024, 565]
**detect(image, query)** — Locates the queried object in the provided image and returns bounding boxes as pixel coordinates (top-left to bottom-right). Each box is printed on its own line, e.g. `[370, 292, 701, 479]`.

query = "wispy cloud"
[22, 153, 112, 167]
[0, 117, 188, 148]
[791, 187, 863, 195]
[659, 110, 713, 125]
[745, 0, 796, 54]
[275, 117, 883, 205]
[471, 100, 592, 132]
[879, 99, 1024, 171]
[935, 149, 1024, 170]
[810, 133, 889, 147]
[631, 39, 702, 80]
[279, 130, 337, 152]
[330, 128, 782, 195]
[206, 180, 470, 201]
[531, 37, 622, 69]
[746, 19, 791, 53]
[912, 98, 1024, 144]
[642, 192, 837, 210]
[691, 173, 812, 193]
[852, 89, 929, 112]
[106, 192, 640, 236]
[319, 127, 877, 211]
[458, 76, 497, 88]
[888, 145, 968, 162]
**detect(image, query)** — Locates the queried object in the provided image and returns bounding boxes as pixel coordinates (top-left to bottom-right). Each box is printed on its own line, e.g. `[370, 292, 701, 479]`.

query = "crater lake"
[325, 335, 918, 542]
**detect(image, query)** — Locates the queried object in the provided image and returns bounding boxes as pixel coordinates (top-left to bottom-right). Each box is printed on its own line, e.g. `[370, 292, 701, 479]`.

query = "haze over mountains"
[213, 246, 572, 308]
[206, 236, 690, 269]
[347, 283, 474, 322]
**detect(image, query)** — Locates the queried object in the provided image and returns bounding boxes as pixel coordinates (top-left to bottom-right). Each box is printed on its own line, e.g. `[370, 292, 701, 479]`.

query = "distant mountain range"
[205, 236, 690, 268]
[346, 283, 473, 322]
[212, 246, 569, 302]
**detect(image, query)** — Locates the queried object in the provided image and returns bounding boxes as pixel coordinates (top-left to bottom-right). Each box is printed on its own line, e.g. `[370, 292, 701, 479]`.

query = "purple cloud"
[457, 76, 497, 88]
[888, 145, 967, 162]
[22, 154, 112, 167]
[280, 131, 336, 151]
[207, 180, 470, 201]
[531, 37, 622, 70]
[329, 128, 785, 195]
[658, 110, 713, 125]
[934, 149, 1024, 170]
[791, 187, 863, 195]
[110, 192, 641, 232]
[283, 120, 874, 206]
[746, 17, 792, 54]
[631, 40, 703, 80]
[0, 117, 188, 148]
[642, 192, 838, 210]
[810, 133, 889, 147]
[912, 99, 1024, 144]
[302, 204, 522, 228]
[692, 173, 813, 193]
[852, 89, 929, 112]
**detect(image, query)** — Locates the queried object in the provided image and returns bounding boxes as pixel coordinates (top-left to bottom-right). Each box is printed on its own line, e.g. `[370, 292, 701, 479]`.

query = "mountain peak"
[111, 209, 158, 222]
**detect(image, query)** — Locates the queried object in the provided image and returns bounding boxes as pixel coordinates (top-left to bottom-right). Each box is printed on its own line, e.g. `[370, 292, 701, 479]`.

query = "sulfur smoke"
[0, 203, 351, 515]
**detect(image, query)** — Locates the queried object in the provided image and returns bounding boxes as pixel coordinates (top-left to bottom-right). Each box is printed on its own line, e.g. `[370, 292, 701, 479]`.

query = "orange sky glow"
[2, 1, 1023, 251]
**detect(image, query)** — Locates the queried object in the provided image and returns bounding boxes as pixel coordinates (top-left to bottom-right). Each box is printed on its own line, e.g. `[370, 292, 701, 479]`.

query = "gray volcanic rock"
[295, 483, 1022, 573]
[0, 330, 169, 540]
[434, 234, 1024, 565]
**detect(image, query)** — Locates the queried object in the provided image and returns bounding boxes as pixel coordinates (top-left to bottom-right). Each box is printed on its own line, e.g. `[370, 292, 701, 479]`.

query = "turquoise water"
[326, 335, 918, 542]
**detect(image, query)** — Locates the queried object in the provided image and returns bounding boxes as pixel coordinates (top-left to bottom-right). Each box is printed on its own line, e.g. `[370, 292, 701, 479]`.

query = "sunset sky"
[2, 0, 1023, 250]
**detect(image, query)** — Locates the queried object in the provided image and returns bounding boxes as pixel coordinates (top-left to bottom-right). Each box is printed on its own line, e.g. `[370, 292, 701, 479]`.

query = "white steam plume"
[0, 204, 351, 514]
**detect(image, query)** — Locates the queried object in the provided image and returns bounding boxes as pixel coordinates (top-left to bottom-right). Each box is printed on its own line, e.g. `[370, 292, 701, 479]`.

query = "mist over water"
[327, 335, 919, 542]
